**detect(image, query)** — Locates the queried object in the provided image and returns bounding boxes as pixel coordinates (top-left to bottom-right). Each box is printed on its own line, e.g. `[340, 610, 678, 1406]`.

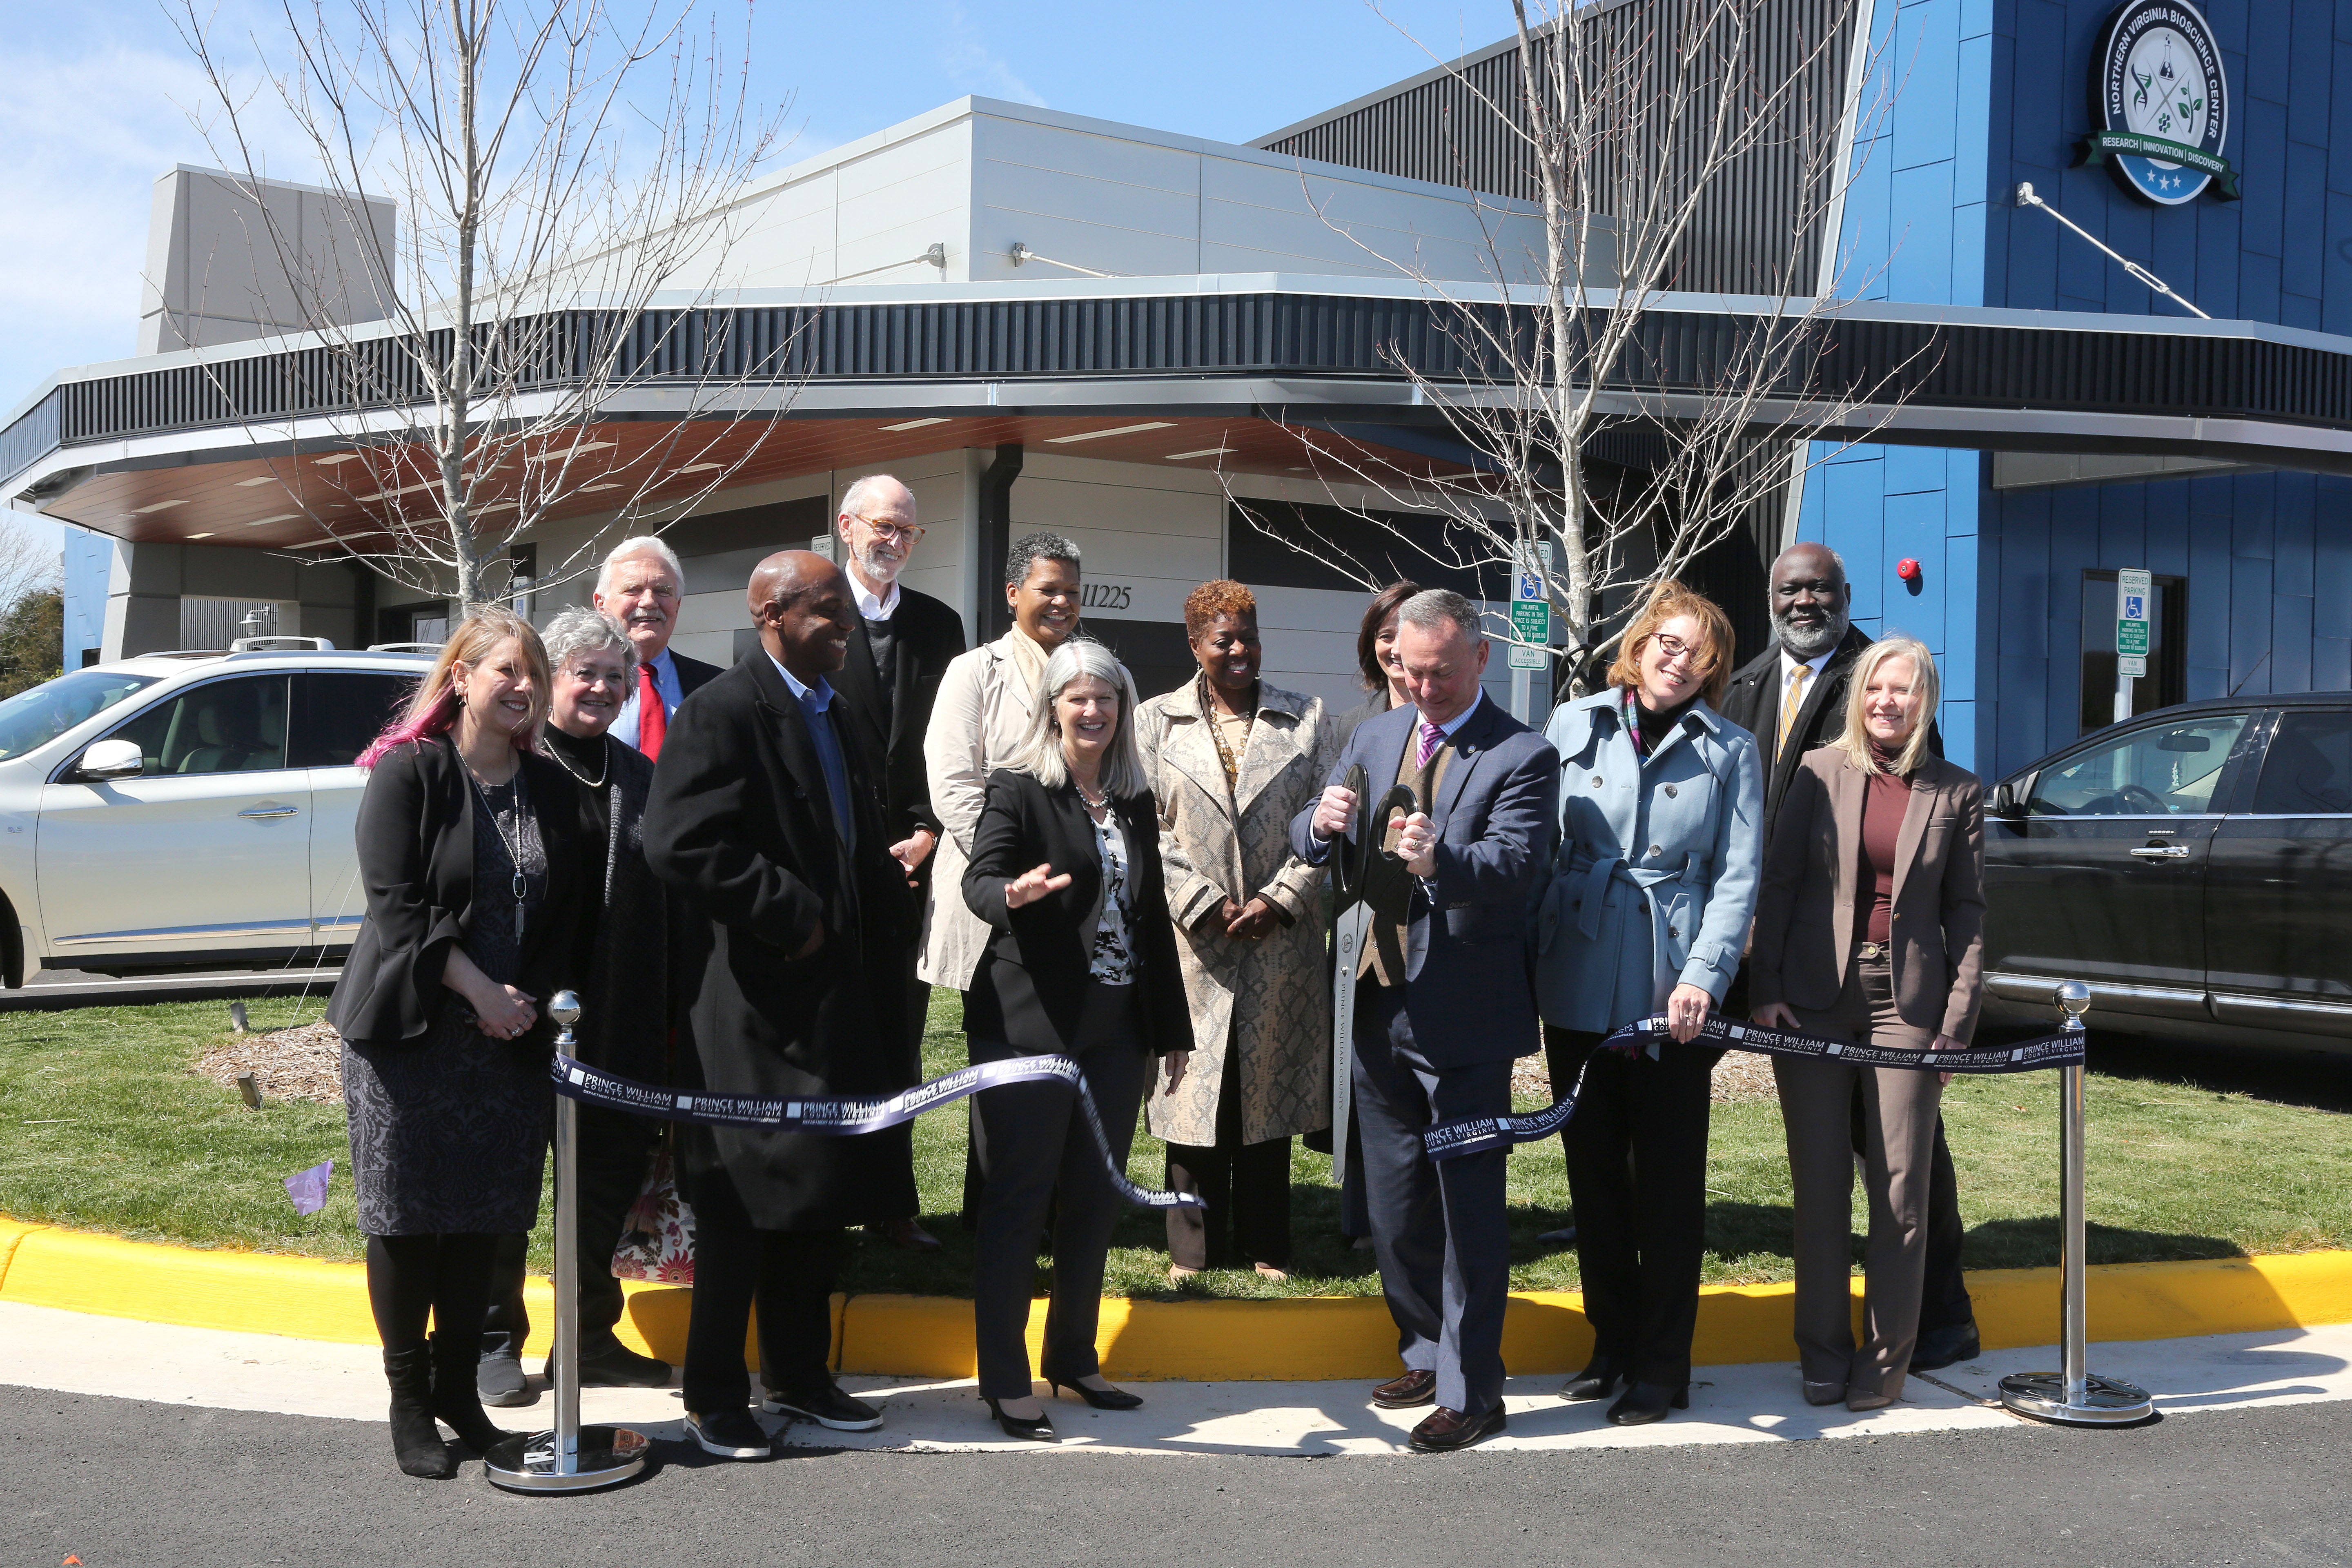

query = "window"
[2080, 570, 2186, 733]
[2028, 712, 2249, 817]
[291, 672, 419, 768]
[106, 676, 291, 776]
[0, 668, 157, 760]
[2250, 711, 2352, 815]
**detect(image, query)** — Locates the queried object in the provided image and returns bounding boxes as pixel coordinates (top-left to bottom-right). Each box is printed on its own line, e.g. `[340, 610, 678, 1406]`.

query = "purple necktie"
[1416, 719, 1444, 769]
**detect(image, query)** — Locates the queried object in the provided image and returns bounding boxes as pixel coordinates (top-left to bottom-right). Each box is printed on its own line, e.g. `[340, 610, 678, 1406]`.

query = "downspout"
[977, 443, 1023, 643]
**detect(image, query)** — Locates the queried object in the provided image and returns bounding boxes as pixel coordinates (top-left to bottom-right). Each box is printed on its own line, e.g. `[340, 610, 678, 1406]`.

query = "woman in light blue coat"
[1531, 581, 1762, 1427]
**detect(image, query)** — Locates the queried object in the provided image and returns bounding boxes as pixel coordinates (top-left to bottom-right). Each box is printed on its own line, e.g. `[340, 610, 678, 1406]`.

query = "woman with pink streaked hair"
[327, 606, 588, 1479]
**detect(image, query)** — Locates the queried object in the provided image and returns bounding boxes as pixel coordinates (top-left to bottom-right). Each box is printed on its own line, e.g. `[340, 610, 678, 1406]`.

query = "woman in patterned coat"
[1135, 580, 1332, 1283]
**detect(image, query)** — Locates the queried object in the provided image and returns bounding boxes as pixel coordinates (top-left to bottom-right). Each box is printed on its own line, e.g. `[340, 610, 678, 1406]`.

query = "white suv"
[0, 643, 430, 983]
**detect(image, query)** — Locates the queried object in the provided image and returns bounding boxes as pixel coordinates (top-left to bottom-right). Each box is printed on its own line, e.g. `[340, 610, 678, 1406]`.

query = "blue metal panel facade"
[61, 526, 107, 667]
[1804, 0, 2352, 781]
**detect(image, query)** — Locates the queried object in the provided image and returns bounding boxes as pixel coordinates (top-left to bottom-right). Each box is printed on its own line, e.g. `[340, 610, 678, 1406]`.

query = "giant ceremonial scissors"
[1326, 761, 1420, 1186]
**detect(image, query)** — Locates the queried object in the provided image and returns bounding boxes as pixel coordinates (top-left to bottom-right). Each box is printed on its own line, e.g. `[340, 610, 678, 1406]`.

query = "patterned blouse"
[1087, 802, 1138, 985]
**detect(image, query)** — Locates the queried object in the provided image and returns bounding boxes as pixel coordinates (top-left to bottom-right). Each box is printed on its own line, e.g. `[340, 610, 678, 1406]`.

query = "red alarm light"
[1896, 557, 1922, 582]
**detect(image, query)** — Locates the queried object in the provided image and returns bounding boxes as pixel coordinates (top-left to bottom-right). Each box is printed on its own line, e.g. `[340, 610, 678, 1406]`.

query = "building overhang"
[13, 276, 2352, 548]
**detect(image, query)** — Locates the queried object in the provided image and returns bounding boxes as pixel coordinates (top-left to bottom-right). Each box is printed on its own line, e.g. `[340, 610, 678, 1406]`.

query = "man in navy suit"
[1291, 588, 1558, 1452]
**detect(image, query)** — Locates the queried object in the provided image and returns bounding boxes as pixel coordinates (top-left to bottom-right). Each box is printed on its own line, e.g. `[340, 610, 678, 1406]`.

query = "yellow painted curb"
[6, 1219, 2348, 1381]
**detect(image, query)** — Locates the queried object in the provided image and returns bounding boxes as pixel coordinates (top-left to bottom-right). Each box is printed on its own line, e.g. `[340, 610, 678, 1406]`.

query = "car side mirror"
[1989, 779, 2026, 820]
[75, 738, 145, 781]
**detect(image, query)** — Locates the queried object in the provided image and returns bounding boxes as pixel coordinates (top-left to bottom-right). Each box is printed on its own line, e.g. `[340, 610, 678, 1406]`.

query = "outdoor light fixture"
[313, 454, 361, 466]
[1165, 447, 1236, 461]
[528, 441, 615, 464]
[248, 514, 298, 526]
[235, 476, 277, 487]
[133, 499, 186, 513]
[675, 462, 722, 474]
[186, 532, 214, 540]
[881, 418, 950, 432]
[1047, 422, 1176, 445]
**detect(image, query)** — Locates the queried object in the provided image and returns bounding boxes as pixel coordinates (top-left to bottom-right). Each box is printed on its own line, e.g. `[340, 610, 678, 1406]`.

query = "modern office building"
[8, 0, 2349, 775]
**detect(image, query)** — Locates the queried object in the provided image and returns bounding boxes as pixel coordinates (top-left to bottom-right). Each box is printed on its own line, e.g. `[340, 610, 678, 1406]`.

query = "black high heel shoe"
[1605, 1381, 1690, 1426]
[984, 1396, 1058, 1442]
[1561, 1355, 1626, 1401]
[1049, 1377, 1144, 1411]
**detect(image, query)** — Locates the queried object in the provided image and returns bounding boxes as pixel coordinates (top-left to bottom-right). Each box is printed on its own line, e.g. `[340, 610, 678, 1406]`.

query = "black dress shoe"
[1561, 1355, 1625, 1401]
[984, 1397, 1057, 1442]
[1606, 1382, 1689, 1426]
[1372, 1368, 1437, 1409]
[572, 1341, 673, 1388]
[1910, 1321, 1982, 1372]
[1408, 1403, 1507, 1452]
[1049, 1377, 1143, 1410]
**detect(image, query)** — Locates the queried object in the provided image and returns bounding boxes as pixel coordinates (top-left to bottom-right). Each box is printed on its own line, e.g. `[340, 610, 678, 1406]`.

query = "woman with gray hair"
[478, 607, 686, 1405]
[958, 637, 1192, 1441]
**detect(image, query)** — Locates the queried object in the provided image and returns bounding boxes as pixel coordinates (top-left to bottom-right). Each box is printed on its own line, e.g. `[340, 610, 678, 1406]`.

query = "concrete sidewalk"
[6, 1300, 2347, 1457]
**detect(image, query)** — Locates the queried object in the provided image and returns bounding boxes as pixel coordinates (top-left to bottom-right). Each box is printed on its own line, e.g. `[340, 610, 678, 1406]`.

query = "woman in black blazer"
[961, 637, 1191, 1441]
[325, 607, 581, 1479]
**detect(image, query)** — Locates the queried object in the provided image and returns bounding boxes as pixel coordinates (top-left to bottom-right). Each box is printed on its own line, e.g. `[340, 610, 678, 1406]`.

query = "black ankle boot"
[383, 1345, 456, 1478]
[428, 1330, 514, 1454]
[1562, 1355, 1627, 1401]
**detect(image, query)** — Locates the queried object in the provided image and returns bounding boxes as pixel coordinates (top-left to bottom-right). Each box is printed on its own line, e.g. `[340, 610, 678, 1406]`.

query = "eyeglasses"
[847, 513, 925, 544]
[1651, 632, 1702, 666]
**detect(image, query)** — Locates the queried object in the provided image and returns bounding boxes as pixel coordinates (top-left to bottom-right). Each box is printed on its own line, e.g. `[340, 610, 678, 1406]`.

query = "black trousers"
[1356, 982, 1513, 1418]
[678, 1170, 847, 1415]
[969, 982, 1150, 1401]
[1164, 1031, 1293, 1270]
[482, 1106, 655, 1359]
[1850, 1098, 1976, 1336]
[1549, 1026, 1714, 1390]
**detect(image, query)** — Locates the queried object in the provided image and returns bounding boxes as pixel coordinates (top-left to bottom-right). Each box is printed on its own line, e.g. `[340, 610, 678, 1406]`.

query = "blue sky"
[0, 0, 1492, 416]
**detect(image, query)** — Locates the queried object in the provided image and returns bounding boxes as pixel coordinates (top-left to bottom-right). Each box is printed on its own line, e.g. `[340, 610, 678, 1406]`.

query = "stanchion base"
[1997, 1371, 2155, 1426]
[483, 1425, 650, 1492]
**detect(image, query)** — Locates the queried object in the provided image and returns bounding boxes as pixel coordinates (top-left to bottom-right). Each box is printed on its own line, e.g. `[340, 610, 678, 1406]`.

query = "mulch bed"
[1509, 1045, 1780, 1106]
[192, 1021, 345, 1104]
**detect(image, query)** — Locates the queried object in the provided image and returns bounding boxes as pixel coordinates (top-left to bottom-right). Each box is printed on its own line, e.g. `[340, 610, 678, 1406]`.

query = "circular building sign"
[2082, 1, 2239, 205]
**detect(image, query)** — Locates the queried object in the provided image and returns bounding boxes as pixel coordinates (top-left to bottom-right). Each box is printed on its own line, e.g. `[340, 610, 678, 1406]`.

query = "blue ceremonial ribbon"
[548, 1052, 1205, 1210]
[1420, 1013, 2082, 1163]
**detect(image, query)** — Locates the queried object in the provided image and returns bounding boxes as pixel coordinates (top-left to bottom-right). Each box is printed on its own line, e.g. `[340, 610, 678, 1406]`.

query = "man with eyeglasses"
[828, 474, 968, 1253]
[592, 536, 724, 762]
[1719, 543, 1977, 1374]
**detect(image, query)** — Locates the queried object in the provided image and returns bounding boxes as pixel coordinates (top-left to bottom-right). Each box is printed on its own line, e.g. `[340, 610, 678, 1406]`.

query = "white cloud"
[934, 1, 1047, 107]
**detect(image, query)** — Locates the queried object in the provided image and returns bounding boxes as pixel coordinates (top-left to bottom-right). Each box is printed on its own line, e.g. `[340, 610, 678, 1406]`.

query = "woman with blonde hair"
[1749, 636, 1985, 1412]
[959, 637, 1192, 1441]
[1531, 580, 1762, 1426]
[328, 606, 585, 1477]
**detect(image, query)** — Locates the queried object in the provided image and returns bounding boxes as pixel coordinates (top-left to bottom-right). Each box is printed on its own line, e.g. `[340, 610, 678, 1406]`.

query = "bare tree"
[1240, 0, 1934, 692]
[168, 0, 792, 611]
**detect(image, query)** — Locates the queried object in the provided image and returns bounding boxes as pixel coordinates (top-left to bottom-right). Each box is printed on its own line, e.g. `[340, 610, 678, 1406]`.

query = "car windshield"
[0, 668, 162, 761]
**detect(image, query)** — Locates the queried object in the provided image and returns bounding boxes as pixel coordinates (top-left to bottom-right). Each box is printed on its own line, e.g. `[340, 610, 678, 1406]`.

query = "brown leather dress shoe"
[1371, 1368, 1437, 1409]
[1408, 1403, 1506, 1452]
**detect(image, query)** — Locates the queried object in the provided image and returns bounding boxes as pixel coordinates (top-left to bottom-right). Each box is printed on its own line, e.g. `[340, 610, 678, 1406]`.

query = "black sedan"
[1982, 693, 2352, 1050]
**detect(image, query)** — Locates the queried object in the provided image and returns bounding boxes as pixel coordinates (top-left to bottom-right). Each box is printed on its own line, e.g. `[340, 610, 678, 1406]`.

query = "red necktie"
[636, 662, 667, 761]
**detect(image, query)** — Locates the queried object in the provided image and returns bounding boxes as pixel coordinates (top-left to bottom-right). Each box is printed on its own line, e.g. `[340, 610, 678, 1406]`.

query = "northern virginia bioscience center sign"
[2079, 0, 2241, 205]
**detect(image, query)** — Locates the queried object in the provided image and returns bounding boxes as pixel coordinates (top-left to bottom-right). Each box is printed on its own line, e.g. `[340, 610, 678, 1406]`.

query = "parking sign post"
[1996, 982, 2155, 1427]
[2114, 568, 2151, 725]
[1508, 541, 1552, 726]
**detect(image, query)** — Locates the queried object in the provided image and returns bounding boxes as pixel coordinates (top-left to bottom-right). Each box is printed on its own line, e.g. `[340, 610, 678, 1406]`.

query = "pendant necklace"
[464, 760, 533, 940]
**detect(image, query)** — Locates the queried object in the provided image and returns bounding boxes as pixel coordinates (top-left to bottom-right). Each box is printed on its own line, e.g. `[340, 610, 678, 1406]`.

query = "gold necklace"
[1204, 678, 1255, 783]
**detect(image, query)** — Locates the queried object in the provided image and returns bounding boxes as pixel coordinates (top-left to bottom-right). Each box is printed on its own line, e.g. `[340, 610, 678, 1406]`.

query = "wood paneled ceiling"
[39, 413, 1468, 550]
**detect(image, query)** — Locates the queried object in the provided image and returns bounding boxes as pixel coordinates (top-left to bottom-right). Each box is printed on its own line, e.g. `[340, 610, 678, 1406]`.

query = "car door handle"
[2130, 843, 2189, 859]
[237, 804, 301, 820]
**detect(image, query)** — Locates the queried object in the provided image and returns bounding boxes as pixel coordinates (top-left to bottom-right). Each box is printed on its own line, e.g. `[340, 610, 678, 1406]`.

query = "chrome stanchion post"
[486, 993, 650, 1492]
[1998, 982, 2154, 1426]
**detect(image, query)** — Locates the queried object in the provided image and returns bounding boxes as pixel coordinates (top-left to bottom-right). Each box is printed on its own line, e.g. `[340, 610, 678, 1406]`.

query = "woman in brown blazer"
[1748, 635, 1985, 1412]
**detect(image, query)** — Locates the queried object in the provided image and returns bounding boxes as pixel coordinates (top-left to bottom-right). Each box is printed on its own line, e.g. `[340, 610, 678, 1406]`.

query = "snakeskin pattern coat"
[1135, 677, 1333, 1148]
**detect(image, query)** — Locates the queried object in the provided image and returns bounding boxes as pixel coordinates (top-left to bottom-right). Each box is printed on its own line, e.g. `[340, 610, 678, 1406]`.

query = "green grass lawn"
[3, 990, 2350, 1298]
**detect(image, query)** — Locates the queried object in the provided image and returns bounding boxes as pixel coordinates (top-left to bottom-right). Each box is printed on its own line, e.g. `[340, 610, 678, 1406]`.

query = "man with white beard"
[593, 537, 724, 760]
[826, 473, 968, 1254]
[1719, 542, 1978, 1375]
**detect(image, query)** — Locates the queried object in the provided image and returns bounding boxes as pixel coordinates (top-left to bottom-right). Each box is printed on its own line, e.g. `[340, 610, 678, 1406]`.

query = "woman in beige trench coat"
[1135, 580, 1331, 1283]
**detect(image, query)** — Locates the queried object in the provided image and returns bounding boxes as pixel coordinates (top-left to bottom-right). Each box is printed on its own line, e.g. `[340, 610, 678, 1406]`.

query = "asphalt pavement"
[3, 1383, 2346, 1568]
